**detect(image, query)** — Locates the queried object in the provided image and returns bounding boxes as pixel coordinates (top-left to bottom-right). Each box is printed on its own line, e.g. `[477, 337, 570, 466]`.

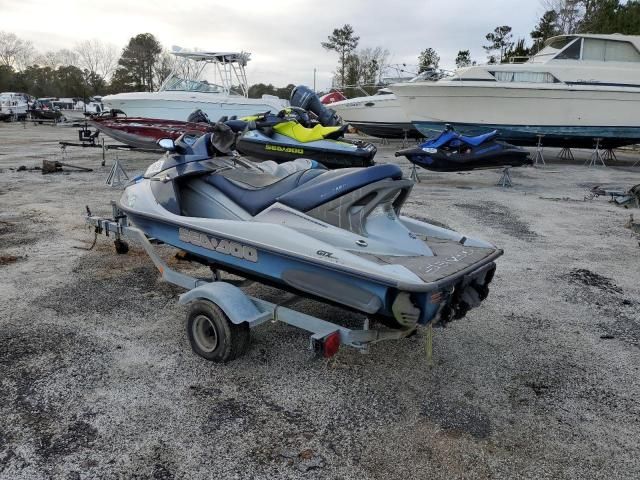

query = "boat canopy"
[171, 50, 251, 67]
[158, 49, 252, 97]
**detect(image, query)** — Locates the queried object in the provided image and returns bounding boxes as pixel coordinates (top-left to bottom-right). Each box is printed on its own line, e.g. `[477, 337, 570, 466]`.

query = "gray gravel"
[1, 122, 639, 479]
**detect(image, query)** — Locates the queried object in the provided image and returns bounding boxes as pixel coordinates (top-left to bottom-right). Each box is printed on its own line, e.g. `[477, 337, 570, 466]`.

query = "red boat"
[89, 116, 213, 151]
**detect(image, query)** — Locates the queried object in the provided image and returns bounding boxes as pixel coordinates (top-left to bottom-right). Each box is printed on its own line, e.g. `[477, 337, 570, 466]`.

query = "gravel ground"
[1, 122, 639, 479]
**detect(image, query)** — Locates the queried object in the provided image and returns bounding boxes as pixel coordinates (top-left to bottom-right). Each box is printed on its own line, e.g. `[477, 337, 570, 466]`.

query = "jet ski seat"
[459, 130, 498, 146]
[207, 164, 402, 216]
[272, 122, 348, 142]
[206, 168, 325, 216]
[277, 164, 402, 211]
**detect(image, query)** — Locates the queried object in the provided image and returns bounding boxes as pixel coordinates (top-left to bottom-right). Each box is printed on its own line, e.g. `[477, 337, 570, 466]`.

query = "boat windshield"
[161, 76, 226, 94]
[408, 70, 444, 82]
[529, 36, 577, 63]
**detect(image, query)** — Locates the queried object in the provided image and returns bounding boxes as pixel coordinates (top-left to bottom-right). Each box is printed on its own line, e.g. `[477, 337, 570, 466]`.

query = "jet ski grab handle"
[306, 178, 414, 237]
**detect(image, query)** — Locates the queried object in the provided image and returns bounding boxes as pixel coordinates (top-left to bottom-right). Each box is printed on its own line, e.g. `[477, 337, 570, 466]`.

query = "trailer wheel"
[114, 239, 129, 254]
[186, 300, 250, 362]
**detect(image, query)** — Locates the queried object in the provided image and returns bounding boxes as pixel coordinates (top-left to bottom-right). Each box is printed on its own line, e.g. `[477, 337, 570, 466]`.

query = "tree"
[0, 64, 15, 91]
[455, 50, 472, 68]
[34, 49, 79, 69]
[543, 0, 584, 33]
[484, 26, 514, 63]
[247, 83, 277, 99]
[0, 31, 34, 69]
[275, 84, 296, 100]
[76, 39, 118, 81]
[505, 38, 531, 61]
[153, 50, 175, 89]
[418, 48, 440, 72]
[343, 47, 389, 88]
[112, 33, 162, 92]
[321, 24, 359, 87]
[55, 65, 86, 97]
[247, 83, 294, 100]
[531, 10, 561, 53]
[579, 0, 640, 34]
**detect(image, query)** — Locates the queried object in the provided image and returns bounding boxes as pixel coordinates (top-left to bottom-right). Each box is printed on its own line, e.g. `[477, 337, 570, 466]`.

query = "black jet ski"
[395, 125, 531, 172]
[227, 107, 377, 169]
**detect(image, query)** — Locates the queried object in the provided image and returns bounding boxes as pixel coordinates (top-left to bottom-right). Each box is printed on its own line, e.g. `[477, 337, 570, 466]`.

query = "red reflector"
[430, 291, 443, 303]
[322, 331, 341, 358]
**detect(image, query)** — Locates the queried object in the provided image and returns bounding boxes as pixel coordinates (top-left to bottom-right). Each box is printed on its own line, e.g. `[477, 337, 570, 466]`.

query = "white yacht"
[391, 34, 640, 147]
[103, 50, 286, 121]
[0, 92, 29, 121]
[328, 70, 444, 139]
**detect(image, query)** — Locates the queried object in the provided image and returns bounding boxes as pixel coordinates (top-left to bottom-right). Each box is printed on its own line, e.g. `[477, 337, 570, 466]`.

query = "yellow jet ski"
[228, 108, 377, 169]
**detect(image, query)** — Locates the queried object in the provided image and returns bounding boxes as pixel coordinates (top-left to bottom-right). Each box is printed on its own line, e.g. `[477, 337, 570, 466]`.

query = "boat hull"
[89, 117, 212, 150]
[330, 94, 421, 139]
[392, 82, 640, 148]
[103, 92, 286, 122]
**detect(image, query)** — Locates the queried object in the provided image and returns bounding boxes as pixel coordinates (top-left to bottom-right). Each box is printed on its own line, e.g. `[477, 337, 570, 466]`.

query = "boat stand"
[105, 156, 130, 187]
[401, 130, 410, 149]
[84, 208, 416, 361]
[557, 147, 574, 161]
[603, 149, 618, 163]
[532, 135, 546, 167]
[585, 138, 606, 167]
[409, 163, 421, 183]
[497, 167, 512, 188]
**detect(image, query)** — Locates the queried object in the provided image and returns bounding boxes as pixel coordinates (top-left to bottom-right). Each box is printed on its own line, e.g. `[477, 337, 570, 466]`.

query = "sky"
[0, 0, 543, 89]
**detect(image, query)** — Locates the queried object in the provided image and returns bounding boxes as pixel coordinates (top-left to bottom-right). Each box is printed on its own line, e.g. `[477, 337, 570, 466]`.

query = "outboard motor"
[187, 109, 211, 124]
[290, 85, 339, 127]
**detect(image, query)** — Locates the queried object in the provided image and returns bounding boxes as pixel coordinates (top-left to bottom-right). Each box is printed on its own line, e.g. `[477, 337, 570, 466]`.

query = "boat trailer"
[85, 205, 417, 363]
[59, 125, 161, 166]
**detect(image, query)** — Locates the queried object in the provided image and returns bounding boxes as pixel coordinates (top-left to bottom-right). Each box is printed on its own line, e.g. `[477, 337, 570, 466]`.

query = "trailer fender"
[179, 282, 270, 327]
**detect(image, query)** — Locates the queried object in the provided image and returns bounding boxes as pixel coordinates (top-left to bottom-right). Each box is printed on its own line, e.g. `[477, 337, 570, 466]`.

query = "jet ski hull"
[397, 141, 532, 172]
[121, 199, 499, 326]
[236, 130, 377, 169]
[396, 126, 532, 172]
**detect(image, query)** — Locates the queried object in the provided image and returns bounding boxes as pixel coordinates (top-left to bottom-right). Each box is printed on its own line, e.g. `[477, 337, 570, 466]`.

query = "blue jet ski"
[395, 125, 531, 172]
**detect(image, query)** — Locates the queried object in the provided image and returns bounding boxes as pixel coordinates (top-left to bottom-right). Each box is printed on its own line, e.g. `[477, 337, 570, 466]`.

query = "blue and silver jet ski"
[112, 124, 501, 337]
[396, 125, 531, 172]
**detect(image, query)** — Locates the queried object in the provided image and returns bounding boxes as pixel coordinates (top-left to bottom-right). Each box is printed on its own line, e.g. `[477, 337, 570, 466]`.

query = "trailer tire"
[186, 300, 250, 362]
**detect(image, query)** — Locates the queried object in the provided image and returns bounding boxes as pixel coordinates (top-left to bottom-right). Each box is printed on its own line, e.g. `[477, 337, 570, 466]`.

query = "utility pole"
[313, 68, 316, 92]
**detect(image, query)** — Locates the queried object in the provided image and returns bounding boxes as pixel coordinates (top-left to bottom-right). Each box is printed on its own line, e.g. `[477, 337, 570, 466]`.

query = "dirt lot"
[1, 121, 639, 479]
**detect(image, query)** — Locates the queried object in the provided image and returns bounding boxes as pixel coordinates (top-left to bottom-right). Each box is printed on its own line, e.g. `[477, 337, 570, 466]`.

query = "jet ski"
[231, 107, 376, 169]
[110, 124, 501, 337]
[395, 125, 531, 172]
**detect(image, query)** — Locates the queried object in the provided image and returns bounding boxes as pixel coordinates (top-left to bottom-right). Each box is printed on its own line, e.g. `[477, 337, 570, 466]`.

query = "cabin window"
[582, 38, 640, 62]
[491, 71, 558, 83]
[555, 38, 582, 60]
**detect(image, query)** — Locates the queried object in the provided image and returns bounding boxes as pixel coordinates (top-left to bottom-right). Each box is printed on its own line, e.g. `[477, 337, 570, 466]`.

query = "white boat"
[62, 97, 109, 120]
[391, 34, 640, 148]
[328, 88, 416, 139]
[328, 70, 445, 139]
[0, 92, 29, 121]
[103, 50, 286, 121]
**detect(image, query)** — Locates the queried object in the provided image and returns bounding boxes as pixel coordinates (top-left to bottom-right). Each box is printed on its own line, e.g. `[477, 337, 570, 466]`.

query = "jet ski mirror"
[157, 138, 176, 152]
